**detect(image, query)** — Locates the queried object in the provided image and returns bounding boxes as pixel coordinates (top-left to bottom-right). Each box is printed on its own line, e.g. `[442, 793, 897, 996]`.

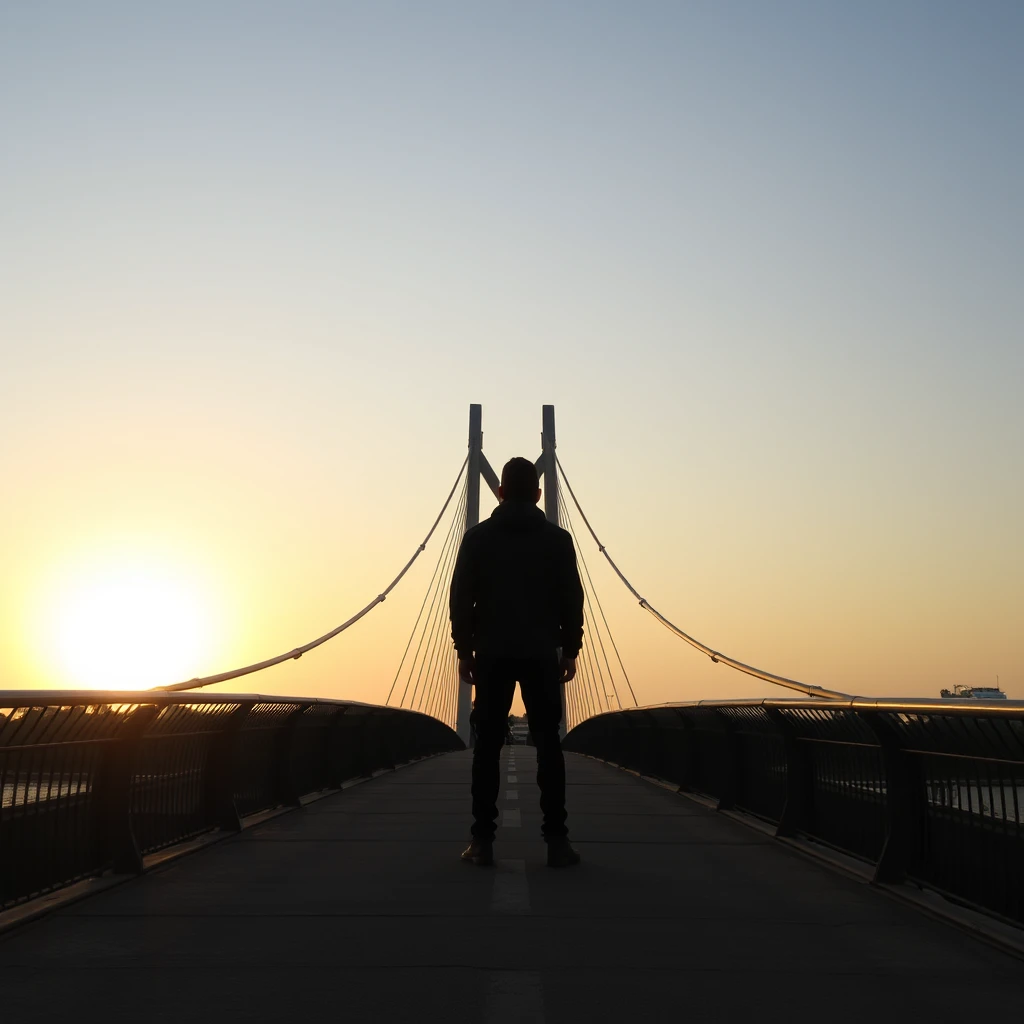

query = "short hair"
[500, 457, 539, 501]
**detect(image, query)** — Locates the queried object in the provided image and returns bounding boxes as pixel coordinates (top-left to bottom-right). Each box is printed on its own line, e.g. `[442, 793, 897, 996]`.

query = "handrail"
[0, 689, 463, 914]
[564, 698, 1024, 927]
[0, 689, 383, 708]
[580, 696, 1024, 717]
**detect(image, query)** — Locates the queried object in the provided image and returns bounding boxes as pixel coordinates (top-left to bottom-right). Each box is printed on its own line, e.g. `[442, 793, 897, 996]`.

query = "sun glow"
[48, 561, 215, 690]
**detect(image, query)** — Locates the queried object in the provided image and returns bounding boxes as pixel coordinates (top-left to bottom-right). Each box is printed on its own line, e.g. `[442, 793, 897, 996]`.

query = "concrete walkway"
[1, 749, 1021, 1021]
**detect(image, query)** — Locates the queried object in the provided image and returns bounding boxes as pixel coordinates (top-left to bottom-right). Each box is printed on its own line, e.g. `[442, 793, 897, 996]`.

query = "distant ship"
[939, 683, 1007, 700]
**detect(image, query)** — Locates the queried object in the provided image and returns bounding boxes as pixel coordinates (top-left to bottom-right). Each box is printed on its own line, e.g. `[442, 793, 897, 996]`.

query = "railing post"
[97, 703, 161, 874]
[672, 710, 699, 792]
[398, 713, 417, 765]
[636, 710, 662, 777]
[767, 708, 811, 837]
[275, 704, 312, 807]
[712, 710, 740, 811]
[204, 701, 254, 832]
[324, 706, 350, 789]
[862, 712, 921, 884]
[353, 710, 386, 778]
[375, 710, 398, 772]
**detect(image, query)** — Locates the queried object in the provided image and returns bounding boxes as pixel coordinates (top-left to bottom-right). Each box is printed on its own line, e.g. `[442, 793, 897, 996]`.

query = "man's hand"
[559, 656, 577, 684]
[458, 656, 477, 685]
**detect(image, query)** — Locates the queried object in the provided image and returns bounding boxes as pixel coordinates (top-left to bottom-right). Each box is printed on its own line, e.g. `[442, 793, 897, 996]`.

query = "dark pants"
[471, 655, 568, 840]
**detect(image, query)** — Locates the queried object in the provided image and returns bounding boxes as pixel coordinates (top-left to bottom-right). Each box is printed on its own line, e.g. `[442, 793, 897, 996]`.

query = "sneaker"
[461, 838, 494, 866]
[546, 838, 581, 868]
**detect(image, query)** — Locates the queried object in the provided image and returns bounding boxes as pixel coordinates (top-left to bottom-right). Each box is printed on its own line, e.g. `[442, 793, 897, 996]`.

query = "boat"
[939, 683, 1007, 700]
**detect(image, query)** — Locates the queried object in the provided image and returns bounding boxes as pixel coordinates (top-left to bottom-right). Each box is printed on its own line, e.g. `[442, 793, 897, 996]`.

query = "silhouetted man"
[450, 457, 584, 868]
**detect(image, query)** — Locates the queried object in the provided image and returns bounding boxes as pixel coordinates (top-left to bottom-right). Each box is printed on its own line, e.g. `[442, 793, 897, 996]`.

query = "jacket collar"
[491, 500, 545, 521]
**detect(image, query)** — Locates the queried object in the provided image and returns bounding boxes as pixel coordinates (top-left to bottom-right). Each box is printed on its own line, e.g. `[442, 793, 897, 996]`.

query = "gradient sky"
[2, 1, 1021, 709]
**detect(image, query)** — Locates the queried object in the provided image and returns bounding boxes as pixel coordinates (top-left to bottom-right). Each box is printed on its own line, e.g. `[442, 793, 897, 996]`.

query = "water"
[1, 775, 90, 809]
[926, 780, 1024, 823]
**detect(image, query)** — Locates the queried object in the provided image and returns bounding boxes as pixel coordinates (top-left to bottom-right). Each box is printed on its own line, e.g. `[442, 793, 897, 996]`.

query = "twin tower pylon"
[455, 405, 564, 746]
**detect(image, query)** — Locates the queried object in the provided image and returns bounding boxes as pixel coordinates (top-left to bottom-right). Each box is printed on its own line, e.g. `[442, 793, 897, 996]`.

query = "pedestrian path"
[0, 748, 1021, 1021]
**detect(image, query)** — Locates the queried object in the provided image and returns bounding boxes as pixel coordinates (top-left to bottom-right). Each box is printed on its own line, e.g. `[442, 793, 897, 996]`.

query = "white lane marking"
[501, 808, 521, 827]
[506, 789, 518, 801]
[490, 858, 529, 915]
[485, 970, 544, 1023]
[507, 775, 517, 783]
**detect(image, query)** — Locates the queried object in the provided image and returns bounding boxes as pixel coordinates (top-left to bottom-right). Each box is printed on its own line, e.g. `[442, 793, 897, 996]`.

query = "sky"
[1, 1, 1021, 712]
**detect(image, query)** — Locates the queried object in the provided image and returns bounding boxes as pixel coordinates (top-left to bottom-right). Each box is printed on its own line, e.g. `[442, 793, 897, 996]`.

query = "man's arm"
[449, 533, 476, 667]
[559, 533, 585, 663]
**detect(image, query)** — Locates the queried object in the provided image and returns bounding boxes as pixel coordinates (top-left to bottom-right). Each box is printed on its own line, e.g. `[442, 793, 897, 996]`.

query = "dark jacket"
[450, 500, 584, 660]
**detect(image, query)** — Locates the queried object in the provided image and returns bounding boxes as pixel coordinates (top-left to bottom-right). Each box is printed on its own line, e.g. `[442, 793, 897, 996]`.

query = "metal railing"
[564, 697, 1024, 926]
[0, 690, 462, 911]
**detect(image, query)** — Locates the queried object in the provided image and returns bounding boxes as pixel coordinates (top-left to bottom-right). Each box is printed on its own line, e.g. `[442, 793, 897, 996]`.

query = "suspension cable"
[565, 669, 581, 731]
[423, 530, 464, 710]
[578, 637, 603, 716]
[407, 486, 467, 711]
[157, 456, 470, 693]
[554, 453, 851, 702]
[431, 648, 457, 725]
[387, 477, 467, 705]
[564, 530, 610, 714]
[399, 482, 467, 709]
[557, 499, 593, 727]
[442, 649, 458, 730]
[558, 477, 638, 707]
[559, 481, 628, 719]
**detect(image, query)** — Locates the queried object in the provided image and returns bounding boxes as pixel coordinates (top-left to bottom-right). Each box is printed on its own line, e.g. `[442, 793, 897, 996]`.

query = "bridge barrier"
[0, 691, 462, 911]
[564, 698, 1024, 926]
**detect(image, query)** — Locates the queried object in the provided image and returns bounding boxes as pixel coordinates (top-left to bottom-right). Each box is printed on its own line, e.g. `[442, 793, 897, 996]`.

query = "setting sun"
[47, 563, 214, 690]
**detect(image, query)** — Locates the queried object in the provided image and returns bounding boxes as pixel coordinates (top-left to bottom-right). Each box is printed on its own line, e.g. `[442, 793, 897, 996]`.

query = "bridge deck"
[1, 749, 1021, 1021]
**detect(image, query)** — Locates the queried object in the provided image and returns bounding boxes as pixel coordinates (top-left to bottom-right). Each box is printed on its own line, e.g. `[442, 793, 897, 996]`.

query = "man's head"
[498, 457, 541, 504]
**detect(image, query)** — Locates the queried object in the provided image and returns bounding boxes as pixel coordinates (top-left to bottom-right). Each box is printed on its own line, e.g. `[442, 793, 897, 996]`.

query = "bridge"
[2, 406, 1023, 1018]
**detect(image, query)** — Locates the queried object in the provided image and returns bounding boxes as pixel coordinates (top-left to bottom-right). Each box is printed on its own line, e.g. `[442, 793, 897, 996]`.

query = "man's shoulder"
[462, 520, 493, 542]
[542, 520, 575, 546]
[461, 518, 571, 543]
[459, 520, 496, 552]
[535, 520, 577, 558]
